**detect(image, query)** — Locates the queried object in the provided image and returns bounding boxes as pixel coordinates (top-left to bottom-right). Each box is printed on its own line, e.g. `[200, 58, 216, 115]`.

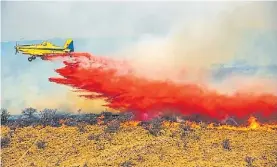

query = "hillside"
[1, 121, 277, 167]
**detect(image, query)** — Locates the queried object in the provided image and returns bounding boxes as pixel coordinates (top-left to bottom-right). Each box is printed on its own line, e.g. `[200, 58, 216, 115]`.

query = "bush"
[100, 111, 114, 124]
[16, 117, 39, 127]
[245, 156, 255, 167]
[87, 134, 99, 141]
[95, 144, 105, 150]
[81, 113, 98, 125]
[64, 118, 78, 126]
[222, 139, 231, 150]
[36, 140, 46, 149]
[39, 108, 57, 126]
[1, 136, 11, 148]
[1, 108, 10, 125]
[180, 123, 193, 137]
[77, 123, 87, 133]
[199, 121, 208, 129]
[118, 112, 134, 122]
[120, 160, 133, 167]
[162, 114, 177, 122]
[143, 118, 163, 136]
[222, 117, 239, 126]
[105, 120, 120, 133]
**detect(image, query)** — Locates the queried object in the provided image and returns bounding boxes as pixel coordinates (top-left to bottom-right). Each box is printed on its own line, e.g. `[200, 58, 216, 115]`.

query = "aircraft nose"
[15, 46, 19, 54]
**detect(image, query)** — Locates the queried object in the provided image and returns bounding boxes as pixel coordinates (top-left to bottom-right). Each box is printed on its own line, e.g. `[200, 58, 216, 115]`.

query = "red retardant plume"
[44, 53, 277, 121]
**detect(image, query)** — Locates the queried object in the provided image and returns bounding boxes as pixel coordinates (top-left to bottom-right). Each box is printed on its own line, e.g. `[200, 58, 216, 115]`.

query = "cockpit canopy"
[41, 41, 49, 46]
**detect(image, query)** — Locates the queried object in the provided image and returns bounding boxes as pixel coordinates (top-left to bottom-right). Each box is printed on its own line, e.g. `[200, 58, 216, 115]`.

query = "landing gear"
[41, 56, 45, 60]
[28, 56, 36, 62]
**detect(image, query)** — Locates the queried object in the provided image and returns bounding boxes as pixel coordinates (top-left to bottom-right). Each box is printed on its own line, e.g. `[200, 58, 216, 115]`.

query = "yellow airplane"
[14, 39, 74, 62]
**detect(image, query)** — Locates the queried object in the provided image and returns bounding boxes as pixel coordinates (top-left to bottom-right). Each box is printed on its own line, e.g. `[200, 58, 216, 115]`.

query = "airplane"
[14, 39, 74, 62]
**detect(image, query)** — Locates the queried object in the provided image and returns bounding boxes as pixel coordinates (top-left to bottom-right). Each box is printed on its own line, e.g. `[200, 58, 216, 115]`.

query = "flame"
[247, 116, 260, 129]
[162, 121, 180, 128]
[121, 121, 141, 127]
[97, 114, 105, 125]
[59, 119, 66, 125]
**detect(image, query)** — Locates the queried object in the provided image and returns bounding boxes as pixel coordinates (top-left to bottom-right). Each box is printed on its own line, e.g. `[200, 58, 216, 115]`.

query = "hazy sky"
[1, 1, 277, 114]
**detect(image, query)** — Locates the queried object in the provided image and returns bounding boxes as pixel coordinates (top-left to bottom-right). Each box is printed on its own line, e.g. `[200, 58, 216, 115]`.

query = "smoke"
[110, 2, 277, 93]
[42, 2, 277, 121]
[1, 62, 108, 114]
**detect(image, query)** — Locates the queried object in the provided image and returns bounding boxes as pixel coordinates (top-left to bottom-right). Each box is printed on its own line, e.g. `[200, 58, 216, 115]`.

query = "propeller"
[14, 42, 19, 55]
[14, 38, 24, 55]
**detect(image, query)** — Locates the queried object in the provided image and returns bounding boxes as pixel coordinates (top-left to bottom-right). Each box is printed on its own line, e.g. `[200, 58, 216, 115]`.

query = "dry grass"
[1, 123, 277, 167]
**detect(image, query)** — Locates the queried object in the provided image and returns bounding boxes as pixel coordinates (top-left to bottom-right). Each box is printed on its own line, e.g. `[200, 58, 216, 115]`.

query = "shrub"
[222, 139, 231, 150]
[39, 108, 57, 126]
[180, 123, 193, 137]
[105, 120, 120, 133]
[77, 123, 87, 133]
[1, 108, 10, 125]
[222, 117, 239, 126]
[83, 113, 98, 125]
[143, 118, 163, 136]
[120, 160, 133, 167]
[245, 156, 255, 167]
[36, 140, 46, 149]
[1, 136, 11, 148]
[118, 112, 133, 122]
[199, 121, 208, 129]
[87, 134, 98, 141]
[162, 114, 177, 122]
[101, 111, 113, 123]
[64, 118, 77, 126]
[95, 144, 105, 150]
[16, 117, 39, 127]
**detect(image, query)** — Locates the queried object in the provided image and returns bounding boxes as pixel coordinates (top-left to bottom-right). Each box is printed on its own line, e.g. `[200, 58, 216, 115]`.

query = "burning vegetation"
[1, 108, 276, 131]
[1, 108, 277, 166]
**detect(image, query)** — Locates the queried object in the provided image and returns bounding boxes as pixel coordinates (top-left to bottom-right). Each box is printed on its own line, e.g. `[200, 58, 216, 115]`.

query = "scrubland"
[1, 120, 277, 167]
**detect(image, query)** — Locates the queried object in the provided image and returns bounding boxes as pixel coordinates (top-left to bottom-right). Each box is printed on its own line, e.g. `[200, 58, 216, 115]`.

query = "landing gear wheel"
[31, 56, 36, 60]
[41, 56, 45, 60]
[28, 57, 33, 62]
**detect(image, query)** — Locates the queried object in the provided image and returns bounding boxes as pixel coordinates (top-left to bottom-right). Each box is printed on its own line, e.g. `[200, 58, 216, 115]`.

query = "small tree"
[39, 108, 57, 126]
[1, 108, 10, 125]
[20, 108, 38, 126]
[21, 107, 37, 119]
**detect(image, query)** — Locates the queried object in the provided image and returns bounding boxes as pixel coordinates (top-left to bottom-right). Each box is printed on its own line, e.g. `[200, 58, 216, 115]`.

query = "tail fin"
[64, 39, 74, 52]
